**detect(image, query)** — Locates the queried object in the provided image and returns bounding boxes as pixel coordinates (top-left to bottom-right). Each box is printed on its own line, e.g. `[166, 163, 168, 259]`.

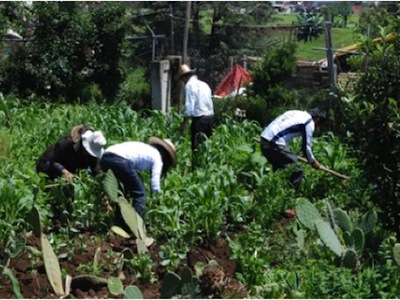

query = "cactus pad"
[315, 220, 343, 256]
[124, 285, 144, 299]
[333, 208, 353, 233]
[295, 199, 322, 230]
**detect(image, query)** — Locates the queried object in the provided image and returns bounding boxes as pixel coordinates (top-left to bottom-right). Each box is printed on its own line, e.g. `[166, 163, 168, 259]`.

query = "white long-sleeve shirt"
[184, 76, 214, 117]
[103, 142, 163, 192]
[261, 110, 316, 163]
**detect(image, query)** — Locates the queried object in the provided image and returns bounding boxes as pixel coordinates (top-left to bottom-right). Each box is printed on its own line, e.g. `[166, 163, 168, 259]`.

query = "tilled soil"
[0, 232, 236, 299]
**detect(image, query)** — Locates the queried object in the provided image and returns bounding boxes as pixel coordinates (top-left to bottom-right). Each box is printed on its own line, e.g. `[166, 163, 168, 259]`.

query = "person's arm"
[303, 122, 320, 169]
[179, 83, 194, 132]
[150, 158, 163, 193]
[53, 137, 75, 180]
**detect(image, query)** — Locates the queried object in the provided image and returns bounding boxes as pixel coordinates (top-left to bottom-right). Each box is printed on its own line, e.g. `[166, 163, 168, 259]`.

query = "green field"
[270, 13, 360, 61]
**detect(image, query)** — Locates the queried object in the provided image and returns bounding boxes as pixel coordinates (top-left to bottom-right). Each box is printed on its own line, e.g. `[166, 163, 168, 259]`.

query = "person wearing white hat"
[178, 64, 214, 164]
[100, 137, 177, 219]
[36, 124, 107, 181]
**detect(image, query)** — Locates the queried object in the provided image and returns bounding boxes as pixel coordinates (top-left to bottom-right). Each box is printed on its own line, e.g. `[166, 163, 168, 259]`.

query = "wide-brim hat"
[149, 137, 177, 167]
[82, 130, 107, 158]
[178, 64, 196, 78]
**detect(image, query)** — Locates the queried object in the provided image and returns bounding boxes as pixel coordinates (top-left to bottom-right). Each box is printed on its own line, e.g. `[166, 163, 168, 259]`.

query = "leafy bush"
[116, 67, 151, 110]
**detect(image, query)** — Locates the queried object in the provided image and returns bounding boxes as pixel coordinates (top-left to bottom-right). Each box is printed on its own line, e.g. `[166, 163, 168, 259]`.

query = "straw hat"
[149, 137, 177, 167]
[178, 64, 196, 78]
[81, 130, 107, 158]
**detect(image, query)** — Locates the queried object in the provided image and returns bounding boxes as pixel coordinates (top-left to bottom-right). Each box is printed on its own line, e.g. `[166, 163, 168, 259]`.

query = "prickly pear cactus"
[108, 276, 124, 296]
[342, 230, 353, 248]
[357, 209, 377, 234]
[160, 272, 183, 298]
[296, 229, 305, 251]
[124, 285, 144, 299]
[295, 199, 322, 230]
[333, 208, 353, 233]
[111, 225, 130, 238]
[118, 197, 140, 238]
[70, 275, 108, 290]
[341, 248, 358, 269]
[352, 228, 365, 254]
[103, 169, 120, 203]
[41, 234, 64, 297]
[315, 220, 343, 256]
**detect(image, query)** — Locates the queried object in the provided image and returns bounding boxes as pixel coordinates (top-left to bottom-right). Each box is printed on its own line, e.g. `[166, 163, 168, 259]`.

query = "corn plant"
[0, 176, 34, 258]
[124, 253, 157, 284]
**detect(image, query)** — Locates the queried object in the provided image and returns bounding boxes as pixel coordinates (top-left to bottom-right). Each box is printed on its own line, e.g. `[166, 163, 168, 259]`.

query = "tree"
[335, 16, 400, 237]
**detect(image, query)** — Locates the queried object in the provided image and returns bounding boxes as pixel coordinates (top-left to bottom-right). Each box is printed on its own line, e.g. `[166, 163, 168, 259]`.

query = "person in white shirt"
[100, 137, 177, 219]
[178, 64, 214, 153]
[260, 108, 326, 189]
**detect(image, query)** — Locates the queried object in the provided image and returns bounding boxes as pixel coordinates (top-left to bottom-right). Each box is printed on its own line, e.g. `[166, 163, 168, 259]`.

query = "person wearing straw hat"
[260, 108, 327, 190]
[100, 137, 177, 219]
[178, 64, 214, 162]
[36, 124, 107, 181]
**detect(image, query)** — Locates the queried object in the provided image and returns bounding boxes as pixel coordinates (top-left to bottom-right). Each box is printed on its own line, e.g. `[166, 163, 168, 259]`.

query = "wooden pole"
[182, 1, 191, 65]
[297, 156, 350, 180]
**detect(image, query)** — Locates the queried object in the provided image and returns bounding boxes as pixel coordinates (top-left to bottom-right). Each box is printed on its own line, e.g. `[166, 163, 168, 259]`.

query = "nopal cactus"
[295, 199, 323, 230]
[295, 199, 377, 270]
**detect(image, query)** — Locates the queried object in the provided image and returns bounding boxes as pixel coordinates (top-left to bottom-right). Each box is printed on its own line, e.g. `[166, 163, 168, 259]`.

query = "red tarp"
[215, 64, 253, 97]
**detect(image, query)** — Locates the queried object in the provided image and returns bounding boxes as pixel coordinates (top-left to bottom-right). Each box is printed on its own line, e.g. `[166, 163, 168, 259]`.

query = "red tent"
[215, 64, 253, 97]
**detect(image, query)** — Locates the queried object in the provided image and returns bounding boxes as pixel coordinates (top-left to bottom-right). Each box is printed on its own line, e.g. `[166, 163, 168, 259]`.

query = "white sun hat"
[81, 130, 107, 158]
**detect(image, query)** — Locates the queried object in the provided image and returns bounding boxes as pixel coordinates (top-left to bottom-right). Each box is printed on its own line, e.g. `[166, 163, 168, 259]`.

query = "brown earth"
[0, 231, 237, 299]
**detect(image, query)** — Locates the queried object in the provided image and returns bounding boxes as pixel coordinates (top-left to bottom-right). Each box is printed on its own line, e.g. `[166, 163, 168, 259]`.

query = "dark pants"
[100, 153, 146, 218]
[191, 115, 213, 151]
[260, 138, 304, 189]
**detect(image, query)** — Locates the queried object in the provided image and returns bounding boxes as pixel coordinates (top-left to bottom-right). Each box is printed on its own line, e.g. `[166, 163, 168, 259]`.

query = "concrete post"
[151, 60, 171, 113]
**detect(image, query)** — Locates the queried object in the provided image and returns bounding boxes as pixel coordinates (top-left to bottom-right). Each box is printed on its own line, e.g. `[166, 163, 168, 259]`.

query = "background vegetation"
[2, 1, 400, 298]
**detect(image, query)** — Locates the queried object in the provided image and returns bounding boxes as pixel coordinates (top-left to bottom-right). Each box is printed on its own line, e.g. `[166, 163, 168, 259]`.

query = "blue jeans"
[100, 153, 146, 218]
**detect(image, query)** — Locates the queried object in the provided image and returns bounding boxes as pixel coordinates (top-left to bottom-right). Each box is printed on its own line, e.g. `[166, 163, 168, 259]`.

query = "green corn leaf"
[41, 234, 65, 296]
[27, 205, 42, 238]
[3, 267, 23, 299]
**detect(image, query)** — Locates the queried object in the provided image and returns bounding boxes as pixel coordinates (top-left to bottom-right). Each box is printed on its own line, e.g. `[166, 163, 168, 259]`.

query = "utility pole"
[324, 13, 335, 130]
[183, 1, 191, 64]
[169, 4, 175, 54]
[180, 1, 191, 114]
[324, 14, 335, 93]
